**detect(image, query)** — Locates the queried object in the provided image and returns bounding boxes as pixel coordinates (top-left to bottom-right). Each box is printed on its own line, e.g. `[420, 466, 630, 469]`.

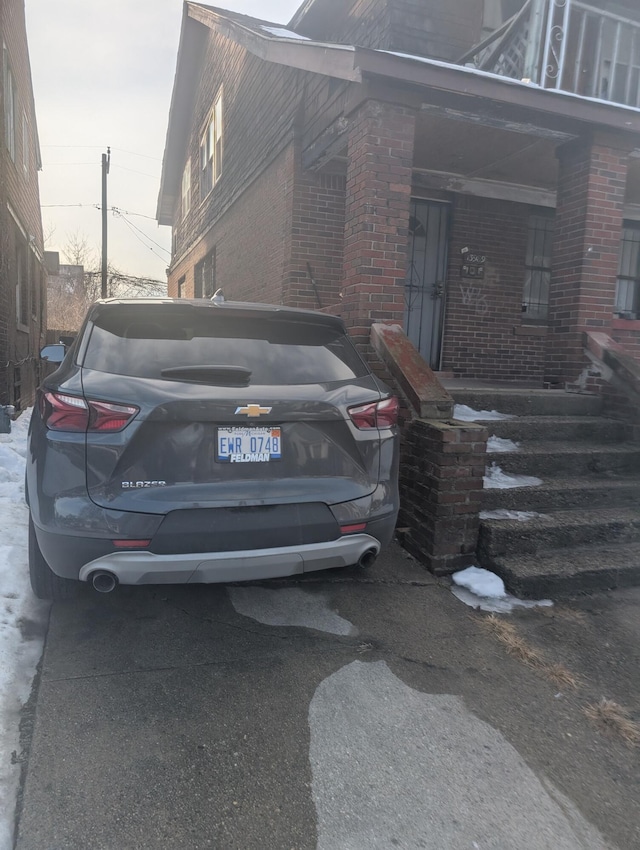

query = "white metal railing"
[461, 0, 640, 109]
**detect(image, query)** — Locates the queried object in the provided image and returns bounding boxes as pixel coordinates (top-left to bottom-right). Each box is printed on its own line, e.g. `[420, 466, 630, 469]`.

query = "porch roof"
[157, 1, 640, 224]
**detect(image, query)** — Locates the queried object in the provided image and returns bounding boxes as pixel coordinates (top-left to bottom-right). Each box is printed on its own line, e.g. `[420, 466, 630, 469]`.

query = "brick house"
[0, 0, 46, 409]
[157, 0, 640, 390]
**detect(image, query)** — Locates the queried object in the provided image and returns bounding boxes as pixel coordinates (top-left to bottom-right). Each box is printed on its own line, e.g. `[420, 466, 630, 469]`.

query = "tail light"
[41, 392, 138, 433]
[348, 396, 399, 430]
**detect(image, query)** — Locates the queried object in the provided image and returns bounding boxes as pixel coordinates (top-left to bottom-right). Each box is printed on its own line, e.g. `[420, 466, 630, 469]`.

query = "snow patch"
[453, 565, 506, 598]
[480, 509, 542, 521]
[453, 404, 514, 421]
[0, 410, 48, 850]
[228, 587, 356, 635]
[452, 566, 553, 614]
[484, 463, 542, 489]
[487, 435, 520, 452]
[261, 25, 311, 40]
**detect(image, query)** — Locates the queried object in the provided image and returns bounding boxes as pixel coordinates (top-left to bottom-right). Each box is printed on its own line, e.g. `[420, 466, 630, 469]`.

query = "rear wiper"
[160, 365, 251, 386]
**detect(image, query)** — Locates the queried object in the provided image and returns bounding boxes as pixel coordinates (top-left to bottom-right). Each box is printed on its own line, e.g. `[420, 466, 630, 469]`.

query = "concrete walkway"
[15, 544, 640, 849]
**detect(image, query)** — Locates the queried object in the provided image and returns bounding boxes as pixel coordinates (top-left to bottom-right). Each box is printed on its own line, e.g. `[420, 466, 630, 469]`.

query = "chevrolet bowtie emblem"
[235, 404, 273, 418]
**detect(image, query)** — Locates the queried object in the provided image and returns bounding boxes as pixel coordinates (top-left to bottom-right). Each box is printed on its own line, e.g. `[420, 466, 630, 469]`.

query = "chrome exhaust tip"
[358, 549, 378, 569]
[91, 570, 118, 593]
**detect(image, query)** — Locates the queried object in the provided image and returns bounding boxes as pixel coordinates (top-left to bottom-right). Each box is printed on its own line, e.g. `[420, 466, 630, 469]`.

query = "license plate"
[217, 427, 282, 463]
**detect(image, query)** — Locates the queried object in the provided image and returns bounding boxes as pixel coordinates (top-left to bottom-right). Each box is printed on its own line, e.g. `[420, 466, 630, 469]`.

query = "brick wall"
[283, 167, 346, 310]
[341, 99, 415, 349]
[546, 136, 630, 385]
[611, 325, 640, 360]
[400, 418, 487, 574]
[441, 195, 547, 383]
[170, 32, 305, 282]
[169, 144, 293, 304]
[0, 0, 46, 408]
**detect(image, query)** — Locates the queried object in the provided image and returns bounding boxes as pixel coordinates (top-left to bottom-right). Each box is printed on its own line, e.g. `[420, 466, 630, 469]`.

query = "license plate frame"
[217, 427, 282, 463]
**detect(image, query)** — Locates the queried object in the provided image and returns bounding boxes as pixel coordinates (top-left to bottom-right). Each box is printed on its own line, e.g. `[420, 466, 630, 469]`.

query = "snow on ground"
[487, 435, 520, 452]
[0, 410, 48, 850]
[453, 404, 514, 421]
[451, 566, 552, 613]
[484, 463, 542, 489]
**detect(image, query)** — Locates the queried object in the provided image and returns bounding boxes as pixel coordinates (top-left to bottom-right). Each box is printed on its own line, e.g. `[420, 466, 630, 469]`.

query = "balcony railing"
[460, 0, 640, 109]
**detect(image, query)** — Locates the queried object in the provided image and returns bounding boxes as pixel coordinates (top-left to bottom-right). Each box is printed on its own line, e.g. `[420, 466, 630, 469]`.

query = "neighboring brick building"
[0, 0, 46, 409]
[158, 0, 640, 388]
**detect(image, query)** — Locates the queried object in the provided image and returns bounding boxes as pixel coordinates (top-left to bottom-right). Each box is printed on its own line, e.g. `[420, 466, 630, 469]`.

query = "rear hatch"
[79, 303, 386, 513]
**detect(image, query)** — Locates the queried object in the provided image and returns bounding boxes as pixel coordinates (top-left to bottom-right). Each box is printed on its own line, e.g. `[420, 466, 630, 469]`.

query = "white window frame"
[181, 160, 191, 218]
[199, 88, 223, 200]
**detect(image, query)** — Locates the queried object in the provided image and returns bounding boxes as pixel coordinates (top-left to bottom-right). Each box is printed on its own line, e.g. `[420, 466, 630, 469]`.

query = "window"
[3, 45, 16, 161]
[523, 213, 554, 322]
[181, 160, 191, 218]
[82, 305, 369, 384]
[194, 250, 216, 298]
[615, 223, 640, 319]
[22, 111, 29, 176]
[199, 89, 223, 199]
[177, 276, 186, 298]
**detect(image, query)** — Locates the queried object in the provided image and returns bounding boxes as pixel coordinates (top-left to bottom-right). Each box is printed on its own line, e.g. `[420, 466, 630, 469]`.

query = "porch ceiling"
[413, 112, 640, 207]
[414, 112, 559, 191]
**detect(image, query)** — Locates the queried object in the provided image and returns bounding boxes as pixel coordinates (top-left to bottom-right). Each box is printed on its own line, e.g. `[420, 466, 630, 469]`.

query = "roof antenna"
[211, 288, 225, 304]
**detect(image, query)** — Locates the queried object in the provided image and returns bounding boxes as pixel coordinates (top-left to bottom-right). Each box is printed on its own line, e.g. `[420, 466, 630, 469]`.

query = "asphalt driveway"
[14, 543, 640, 849]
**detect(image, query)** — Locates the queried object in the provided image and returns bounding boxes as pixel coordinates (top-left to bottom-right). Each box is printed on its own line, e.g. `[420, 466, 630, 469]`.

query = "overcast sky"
[26, 0, 301, 280]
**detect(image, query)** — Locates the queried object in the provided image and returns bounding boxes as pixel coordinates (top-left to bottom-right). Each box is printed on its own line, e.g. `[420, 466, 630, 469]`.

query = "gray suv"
[26, 298, 399, 599]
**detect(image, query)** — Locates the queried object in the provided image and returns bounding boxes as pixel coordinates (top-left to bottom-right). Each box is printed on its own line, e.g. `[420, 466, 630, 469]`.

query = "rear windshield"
[82, 305, 369, 384]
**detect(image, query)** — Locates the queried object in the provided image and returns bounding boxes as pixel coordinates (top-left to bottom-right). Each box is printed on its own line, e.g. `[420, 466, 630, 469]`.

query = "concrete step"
[452, 388, 602, 417]
[483, 416, 627, 444]
[478, 507, 640, 558]
[485, 441, 640, 477]
[484, 543, 640, 598]
[481, 474, 640, 512]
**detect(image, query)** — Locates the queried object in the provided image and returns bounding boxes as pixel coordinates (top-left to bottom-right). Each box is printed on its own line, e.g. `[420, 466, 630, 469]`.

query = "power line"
[41, 144, 162, 161]
[42, 203, 158, 221]
[115, 213, 171, 262]
[112, 209, 171, 256]
[84, 270, 167, 285]
[111, 164, 159, 180]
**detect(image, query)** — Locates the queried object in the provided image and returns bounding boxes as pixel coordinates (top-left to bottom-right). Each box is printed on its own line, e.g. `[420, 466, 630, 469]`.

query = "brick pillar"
[341, 100, 416, 348]
[399, 419, 487, 575]
[546, 134, 631, 386]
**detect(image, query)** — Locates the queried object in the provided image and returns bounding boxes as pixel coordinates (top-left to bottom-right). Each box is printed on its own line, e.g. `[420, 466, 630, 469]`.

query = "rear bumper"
[77, 534, 381, 585]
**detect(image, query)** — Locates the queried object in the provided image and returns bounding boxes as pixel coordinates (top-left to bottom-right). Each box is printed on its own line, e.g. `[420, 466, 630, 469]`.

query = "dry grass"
[545, 663, 582, 689]
[583, 699, 640, 747]
[479, 614, 580, 689]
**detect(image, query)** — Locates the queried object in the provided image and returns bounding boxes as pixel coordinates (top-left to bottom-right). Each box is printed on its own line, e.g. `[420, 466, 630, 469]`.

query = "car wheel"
[28, 516, 78, 601]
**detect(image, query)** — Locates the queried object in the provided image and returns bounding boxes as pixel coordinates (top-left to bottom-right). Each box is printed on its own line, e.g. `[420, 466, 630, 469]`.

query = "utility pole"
[101, 147, 111, 298]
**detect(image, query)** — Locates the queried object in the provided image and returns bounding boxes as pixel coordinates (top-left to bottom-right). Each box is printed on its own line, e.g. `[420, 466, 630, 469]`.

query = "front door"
[404, 200, 449, 369]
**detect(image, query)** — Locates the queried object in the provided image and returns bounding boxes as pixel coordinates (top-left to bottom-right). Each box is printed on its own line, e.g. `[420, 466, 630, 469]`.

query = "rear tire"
[28, 516, 78, 601]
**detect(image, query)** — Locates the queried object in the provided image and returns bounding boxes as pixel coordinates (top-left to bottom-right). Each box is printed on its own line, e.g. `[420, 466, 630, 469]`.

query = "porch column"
[341, 99, 416, 347]
[546, 134, 631, 385]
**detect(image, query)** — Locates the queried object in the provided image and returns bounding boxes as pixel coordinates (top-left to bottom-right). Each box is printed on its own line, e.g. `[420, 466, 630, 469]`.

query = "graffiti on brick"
[459, 284, 489, 317]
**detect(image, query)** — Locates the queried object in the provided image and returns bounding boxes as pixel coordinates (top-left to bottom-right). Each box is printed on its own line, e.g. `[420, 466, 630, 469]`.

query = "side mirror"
[40, 344, 66, 364]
